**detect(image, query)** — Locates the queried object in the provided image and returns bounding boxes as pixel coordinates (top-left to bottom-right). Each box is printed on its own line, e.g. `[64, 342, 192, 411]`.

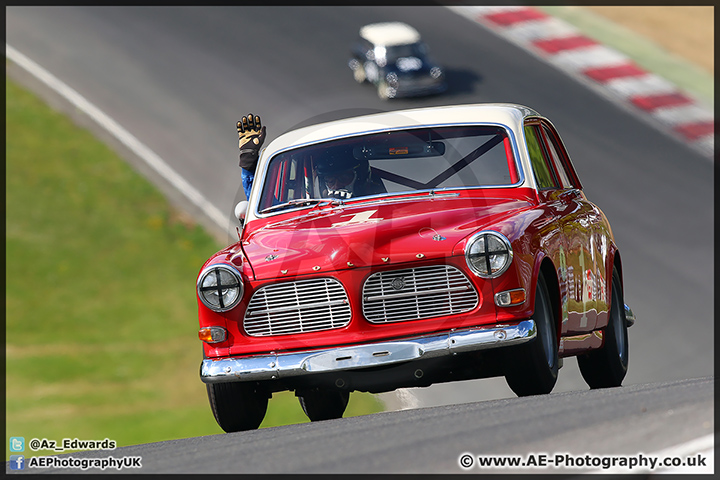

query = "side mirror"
[234, 200, 249, 224]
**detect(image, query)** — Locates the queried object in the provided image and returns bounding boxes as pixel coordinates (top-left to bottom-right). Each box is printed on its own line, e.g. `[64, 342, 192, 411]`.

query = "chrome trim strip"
[200, 319, 536, 383]
[624, 304, 636, 327]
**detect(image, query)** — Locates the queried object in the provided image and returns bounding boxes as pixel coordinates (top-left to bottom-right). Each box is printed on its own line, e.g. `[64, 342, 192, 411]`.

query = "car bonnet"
[242, 195, 533, 280]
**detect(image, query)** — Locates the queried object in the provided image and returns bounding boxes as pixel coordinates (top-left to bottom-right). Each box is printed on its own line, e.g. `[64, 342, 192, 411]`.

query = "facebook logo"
[9, 455, 25, 470]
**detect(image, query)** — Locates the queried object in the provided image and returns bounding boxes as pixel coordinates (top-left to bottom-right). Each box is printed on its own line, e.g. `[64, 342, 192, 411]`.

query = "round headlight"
[430, 66, 443, 79]
[197, 264, 244, 312]
[465, 231, 513, 278]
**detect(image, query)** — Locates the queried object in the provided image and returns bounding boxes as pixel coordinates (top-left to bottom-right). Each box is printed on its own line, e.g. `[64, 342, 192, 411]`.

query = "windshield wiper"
[259, 198, 343, 214]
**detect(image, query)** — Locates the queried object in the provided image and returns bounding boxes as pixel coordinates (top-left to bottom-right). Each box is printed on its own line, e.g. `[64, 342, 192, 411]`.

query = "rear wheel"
[206, 382, 268, 433]
[577, 267, 629, 388]
[505, 275, 559, 396]
[297, 388, 350, 421]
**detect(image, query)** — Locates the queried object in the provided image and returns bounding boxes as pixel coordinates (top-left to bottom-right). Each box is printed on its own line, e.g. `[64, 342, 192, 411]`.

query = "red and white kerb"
[449, 6, 714, 159]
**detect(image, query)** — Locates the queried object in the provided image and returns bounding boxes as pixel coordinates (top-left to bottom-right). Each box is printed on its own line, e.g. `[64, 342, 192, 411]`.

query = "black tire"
[297, 388, 350, 421]
[206, 382, 268, 433]
[505, 275, 559, 396]
[577, 267, 629, 388]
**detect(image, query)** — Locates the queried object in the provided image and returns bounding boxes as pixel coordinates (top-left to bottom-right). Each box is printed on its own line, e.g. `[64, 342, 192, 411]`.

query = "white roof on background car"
[359, 22, 421, 47]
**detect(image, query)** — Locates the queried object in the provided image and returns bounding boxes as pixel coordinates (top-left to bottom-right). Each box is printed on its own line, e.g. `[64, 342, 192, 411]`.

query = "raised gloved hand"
[237, 113, 266, 169]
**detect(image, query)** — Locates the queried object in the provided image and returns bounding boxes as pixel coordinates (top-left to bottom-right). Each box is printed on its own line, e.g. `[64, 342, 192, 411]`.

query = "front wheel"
[297, 388, 349, 421]
[206, 382, 268, 433]
[505, 275, 559, 396]
[577, 267, 629, 388]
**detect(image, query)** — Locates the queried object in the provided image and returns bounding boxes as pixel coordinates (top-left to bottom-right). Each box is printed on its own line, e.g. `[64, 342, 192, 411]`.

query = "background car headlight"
[465, 231, 513, 278]
[197, 264, 244, 312]
[430, 66, 443, 79]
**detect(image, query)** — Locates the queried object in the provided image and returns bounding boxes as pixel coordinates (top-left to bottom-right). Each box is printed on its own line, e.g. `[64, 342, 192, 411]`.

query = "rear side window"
[541, 125, 573, 188]
[524, 125, 556, 189]
[541, 123, 581, 189]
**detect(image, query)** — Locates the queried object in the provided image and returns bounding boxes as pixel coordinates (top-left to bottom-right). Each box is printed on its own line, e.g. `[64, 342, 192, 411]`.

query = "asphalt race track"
[6, 6, 714, 474]
[8, 377, 715, 474]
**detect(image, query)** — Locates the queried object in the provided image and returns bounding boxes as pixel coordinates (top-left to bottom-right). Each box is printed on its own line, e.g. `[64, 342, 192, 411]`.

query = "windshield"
[382, 42, 427, 62]
[258, 125, 520, 213]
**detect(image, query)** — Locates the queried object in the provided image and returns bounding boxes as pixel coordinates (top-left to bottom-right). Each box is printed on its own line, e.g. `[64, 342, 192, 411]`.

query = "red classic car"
[197, 103, 635, 432]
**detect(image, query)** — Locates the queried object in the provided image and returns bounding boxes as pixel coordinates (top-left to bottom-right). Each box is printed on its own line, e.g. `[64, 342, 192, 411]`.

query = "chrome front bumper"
[201, 320, 536, 384]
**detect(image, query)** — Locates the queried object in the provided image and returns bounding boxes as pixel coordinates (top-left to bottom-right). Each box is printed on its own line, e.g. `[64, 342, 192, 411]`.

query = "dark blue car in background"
[349, 22, 447, 99]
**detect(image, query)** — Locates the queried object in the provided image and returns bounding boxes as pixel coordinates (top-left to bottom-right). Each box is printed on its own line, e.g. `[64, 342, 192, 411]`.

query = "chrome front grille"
[244, 278, 351, 337]
[362, 265, 479, 323]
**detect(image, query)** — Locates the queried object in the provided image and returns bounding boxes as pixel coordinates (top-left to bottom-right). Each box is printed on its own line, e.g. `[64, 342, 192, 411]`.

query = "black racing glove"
[237, 113, 266, 170]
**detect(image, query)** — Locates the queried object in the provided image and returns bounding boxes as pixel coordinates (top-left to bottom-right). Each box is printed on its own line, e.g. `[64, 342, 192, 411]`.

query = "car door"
[540, 122, 612, 331]
[524, 119, 598, 335]
[544, 120, 606, 333]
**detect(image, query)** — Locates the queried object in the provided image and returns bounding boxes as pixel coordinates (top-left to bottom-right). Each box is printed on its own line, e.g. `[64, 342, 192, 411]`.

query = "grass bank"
[5, 77, 383, 459]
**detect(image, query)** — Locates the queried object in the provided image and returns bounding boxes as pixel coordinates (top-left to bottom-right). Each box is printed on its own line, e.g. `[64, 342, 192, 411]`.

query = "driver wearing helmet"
[316, 153, 384, 199]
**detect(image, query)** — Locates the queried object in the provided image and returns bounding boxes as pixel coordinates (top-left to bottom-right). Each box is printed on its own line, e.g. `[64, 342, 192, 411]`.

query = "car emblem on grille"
[265, 254, 278, 262]
[391, 277, 406, 291]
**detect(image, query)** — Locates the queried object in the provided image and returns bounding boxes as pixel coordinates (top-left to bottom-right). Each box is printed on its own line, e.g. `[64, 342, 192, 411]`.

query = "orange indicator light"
[199, 326, 227, 343]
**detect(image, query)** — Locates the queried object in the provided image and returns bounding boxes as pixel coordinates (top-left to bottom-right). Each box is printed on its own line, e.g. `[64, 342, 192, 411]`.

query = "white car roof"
[262, 103, 539, 159]
[359, 22, 421, 47]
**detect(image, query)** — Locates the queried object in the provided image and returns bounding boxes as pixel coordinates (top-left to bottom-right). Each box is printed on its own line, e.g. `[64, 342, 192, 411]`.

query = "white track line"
[6, 43, 229, 233]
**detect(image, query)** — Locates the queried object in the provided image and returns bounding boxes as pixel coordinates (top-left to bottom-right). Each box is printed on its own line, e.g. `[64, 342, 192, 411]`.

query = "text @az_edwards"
[23, 437, 116, 452]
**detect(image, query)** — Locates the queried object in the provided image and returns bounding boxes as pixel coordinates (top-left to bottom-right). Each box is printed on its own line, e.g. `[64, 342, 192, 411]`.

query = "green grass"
[5, 77, 383, 459]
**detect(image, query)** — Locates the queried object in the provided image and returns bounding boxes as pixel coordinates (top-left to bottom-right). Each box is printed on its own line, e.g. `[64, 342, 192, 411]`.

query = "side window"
[524, 125, 557, 189]
[541, 125, 573, 189]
